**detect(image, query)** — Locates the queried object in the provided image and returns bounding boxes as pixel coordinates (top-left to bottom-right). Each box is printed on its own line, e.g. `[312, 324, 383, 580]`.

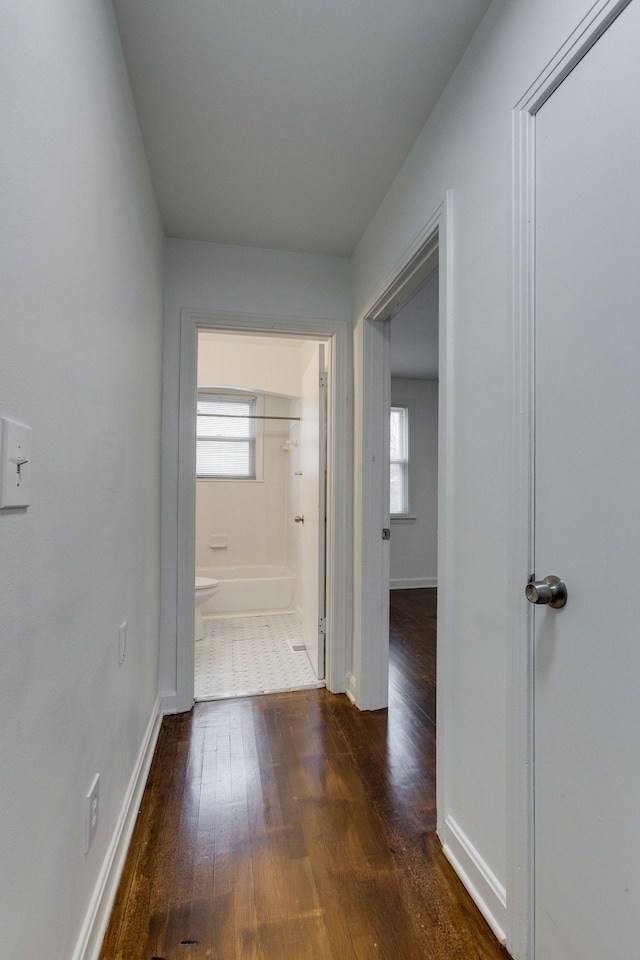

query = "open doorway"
[358, 199, 454, 843]
[387, 269, 439, 794]
[389, 272, 439, 592]
[173, 308, 350, 715]
[193, 329, 327, 700]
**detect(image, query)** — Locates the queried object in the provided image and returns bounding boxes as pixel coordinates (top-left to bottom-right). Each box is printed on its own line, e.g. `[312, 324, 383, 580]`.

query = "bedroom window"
[390, 404, 410, 515]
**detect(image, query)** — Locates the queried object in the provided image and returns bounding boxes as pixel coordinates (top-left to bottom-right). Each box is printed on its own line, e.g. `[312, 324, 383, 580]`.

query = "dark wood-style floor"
[100, 590, 509, 959]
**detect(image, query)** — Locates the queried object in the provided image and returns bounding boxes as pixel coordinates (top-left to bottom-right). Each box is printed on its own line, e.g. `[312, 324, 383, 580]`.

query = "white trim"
[508, 72, 536, 960]
[363, 219, 439, 322]
[515, 0, 632, 116]
[442, 815, 507, 946]
[71, 696, 163, 960]
[434, 194, 454, 842]
[508, 3, 632, 957]
[352, 313, 391, 710]
[355, 193, 455, 735]
[170, 309, 351, 713]
[390, 577, 437, 590]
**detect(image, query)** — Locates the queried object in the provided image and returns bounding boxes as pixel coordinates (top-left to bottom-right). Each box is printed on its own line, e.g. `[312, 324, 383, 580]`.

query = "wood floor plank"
[99, 589, 510, 960]
[232, 848, 260, 959]
[98, 722, 172, 960]
[145, 719, 199, 959]
[111, 716, 189, 960]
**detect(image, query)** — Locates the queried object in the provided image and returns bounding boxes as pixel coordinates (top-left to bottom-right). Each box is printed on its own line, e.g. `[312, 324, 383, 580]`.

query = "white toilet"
[195, 577, 219, 641]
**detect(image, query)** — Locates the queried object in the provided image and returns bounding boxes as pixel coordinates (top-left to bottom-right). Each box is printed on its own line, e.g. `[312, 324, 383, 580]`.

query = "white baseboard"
[161, 689, 195, 714]
[72, 695, 163, 960]
[441, 815, 507, 946]
[160, 689, 181, 714]
[390, 576, 437, 590]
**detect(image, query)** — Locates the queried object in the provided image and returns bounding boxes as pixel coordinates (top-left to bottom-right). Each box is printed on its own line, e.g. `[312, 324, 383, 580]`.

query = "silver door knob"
[294, 515, 304, 523]
[525, 575, 567, 608]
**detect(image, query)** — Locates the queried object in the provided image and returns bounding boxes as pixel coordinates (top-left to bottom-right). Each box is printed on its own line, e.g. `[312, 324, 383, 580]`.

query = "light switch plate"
[0, 418, 32, 508]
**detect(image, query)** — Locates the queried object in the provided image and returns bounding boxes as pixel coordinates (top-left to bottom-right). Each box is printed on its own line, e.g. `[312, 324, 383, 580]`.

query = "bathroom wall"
[390, 378, 439, 588]
[196, 334, 307, 596]
[195, 393, 294, 572]
[0, 3, 164, 959]
[198, 333, 304, 397]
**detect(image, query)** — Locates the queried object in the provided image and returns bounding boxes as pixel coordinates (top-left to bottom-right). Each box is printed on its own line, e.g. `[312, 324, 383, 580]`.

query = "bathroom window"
[390, 403, 410, 516]
[196, 393, 258, 479]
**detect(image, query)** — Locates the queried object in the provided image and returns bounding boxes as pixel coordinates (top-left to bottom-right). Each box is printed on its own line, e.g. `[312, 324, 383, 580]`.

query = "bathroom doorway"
[194, 329, 328, 700]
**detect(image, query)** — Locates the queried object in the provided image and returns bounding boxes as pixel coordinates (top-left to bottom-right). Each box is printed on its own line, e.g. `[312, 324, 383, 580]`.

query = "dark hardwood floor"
[100, 590, 509, 959]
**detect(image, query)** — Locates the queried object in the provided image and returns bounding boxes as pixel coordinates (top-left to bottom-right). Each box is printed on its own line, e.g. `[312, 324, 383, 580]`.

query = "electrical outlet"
[118, 621, 127, 665]
[84, 774, 99, 853]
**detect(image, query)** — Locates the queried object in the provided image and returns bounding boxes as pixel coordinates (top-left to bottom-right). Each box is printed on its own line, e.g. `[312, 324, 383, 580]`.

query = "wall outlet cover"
[118, 621, 127, 665]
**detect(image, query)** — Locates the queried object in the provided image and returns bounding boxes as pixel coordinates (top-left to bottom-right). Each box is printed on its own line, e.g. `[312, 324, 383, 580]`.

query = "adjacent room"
[193, 331, 327, 700]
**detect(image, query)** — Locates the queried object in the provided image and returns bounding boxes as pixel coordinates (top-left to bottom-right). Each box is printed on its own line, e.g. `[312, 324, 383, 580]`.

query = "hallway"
[100, 591, 508, 959]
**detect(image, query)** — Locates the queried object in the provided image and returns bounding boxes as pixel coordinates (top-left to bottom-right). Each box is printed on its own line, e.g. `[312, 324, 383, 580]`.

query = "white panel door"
[533, 3, 640, 957]
[300, 343, 326, 678]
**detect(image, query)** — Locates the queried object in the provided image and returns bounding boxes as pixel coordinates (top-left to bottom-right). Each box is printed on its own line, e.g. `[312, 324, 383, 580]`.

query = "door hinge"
[319, 370, 328, 388]
[318, 617, 326, 635]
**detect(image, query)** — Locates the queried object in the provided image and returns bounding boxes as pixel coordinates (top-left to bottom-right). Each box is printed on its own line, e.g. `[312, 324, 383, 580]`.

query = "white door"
[533, 3, 640, 956]
[300, 342, 326, 678]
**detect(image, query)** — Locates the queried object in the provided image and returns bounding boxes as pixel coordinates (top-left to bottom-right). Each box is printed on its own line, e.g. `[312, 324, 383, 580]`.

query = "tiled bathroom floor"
[195, 612, 325, 701]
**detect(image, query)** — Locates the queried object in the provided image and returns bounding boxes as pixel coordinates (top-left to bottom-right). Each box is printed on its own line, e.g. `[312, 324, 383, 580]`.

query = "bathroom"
[194, 329, 327, 700]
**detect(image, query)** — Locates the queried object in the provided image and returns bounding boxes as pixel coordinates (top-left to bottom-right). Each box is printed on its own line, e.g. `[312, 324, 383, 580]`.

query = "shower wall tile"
[196, 394, 293, 569]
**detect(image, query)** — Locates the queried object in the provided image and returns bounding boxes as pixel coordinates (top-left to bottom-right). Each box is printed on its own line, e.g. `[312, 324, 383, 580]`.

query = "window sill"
[391, 515, 417, 524]
[196, 477, 264, 483]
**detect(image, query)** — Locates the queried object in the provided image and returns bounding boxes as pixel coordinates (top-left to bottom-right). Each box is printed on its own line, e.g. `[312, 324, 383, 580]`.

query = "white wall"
[352, 0, 598, 943]
[390, 379, 438, 588]
[161, 239, 351, 698]
[0, 3, 164, 960]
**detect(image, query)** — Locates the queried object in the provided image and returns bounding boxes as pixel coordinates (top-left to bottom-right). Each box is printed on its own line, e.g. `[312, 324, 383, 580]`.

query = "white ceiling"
[390, 270, 439, 379]
[112, 0, 492, 256]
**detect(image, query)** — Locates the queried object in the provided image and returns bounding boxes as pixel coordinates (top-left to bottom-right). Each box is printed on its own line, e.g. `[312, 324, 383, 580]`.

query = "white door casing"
[172, 310, 350, 714]
[356, 199, 452, 717]
[300, 342, 326, 678]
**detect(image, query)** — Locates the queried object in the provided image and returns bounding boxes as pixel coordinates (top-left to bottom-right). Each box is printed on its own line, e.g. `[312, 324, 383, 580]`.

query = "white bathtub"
[196, 564, 297, 615]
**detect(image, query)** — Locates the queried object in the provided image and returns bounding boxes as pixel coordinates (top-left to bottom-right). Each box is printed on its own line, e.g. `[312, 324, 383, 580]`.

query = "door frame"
[508, 2, 633, 955]
[355, 193, 454, 833]
[299, 340, 327, 678]
[174, 308, 351, 712]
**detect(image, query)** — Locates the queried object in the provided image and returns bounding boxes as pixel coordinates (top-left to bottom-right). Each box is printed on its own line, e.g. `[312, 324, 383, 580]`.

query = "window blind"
[390, 404, 409, 515]
[196, 394, 257, 478]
